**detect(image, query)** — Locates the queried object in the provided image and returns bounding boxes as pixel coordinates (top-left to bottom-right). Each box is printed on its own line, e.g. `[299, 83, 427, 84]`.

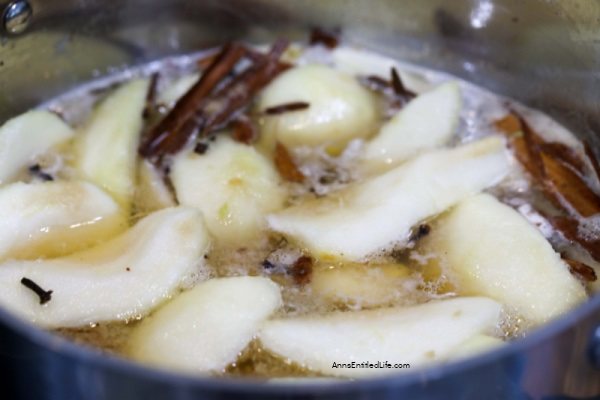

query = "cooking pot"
[0, 1, 599, 399]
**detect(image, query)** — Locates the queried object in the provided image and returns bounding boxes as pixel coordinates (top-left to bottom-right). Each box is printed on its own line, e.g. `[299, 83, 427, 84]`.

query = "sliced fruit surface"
[0, 181, 126, 261]
[421, 193, 587, 326]
[259, 297, 502, 377]
[268, 136, 510, 260]
[0, 207, 209, 328]
[258, 65, 378, 152]
[362, 82, 461, 172]
[73, 79, 149, 212]
[172, 136, 286, 244]
[0, 110, 73, 185]
[129, 276, 281, 374]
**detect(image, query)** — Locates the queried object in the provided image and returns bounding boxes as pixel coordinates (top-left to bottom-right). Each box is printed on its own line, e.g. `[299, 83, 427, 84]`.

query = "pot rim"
[1, 291, 598, 394]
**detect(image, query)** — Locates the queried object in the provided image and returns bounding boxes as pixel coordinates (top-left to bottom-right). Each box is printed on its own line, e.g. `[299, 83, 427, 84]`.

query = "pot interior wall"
[0, 0, 599, 146]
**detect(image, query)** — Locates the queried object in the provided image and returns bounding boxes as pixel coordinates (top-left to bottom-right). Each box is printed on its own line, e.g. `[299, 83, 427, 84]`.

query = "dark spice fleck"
[274, 142, 305, 183]
[264, 101, 310, 115]
[231, 115, 257, 144]
[409, 224, 431, 243]
[290, 255, 313, 285]
[126, 267, 131, 272]
[20, 277, 53, 305]
[309, 27, 340, 49]
[194, 142, 209, 155]
[28, 164, 54, 181]
[562, 256, 597, 282]
[261, 260, 276, 269]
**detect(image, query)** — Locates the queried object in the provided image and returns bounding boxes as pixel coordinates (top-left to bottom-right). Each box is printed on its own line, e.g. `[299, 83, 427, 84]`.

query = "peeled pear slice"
[129, 276, 281, 374]
[157, 73, 200, 107]
[0, 181, 126, 261]
[449, 334, 503, 360]
[134, 160, 176, 214]
[74, 79, 149, 211]
[0, 110, 73, 185]
[258, 65, 378, 151]
[259, 297, 502, 377]
[362, 82, 461, 172]
[0, 207, 209, 328]
[172, 136, 286, 243]
[422, 194, 586, 327]
[331, 47, 431, 94]
[311, 262, 412, 308]
[268, 136, 509, 260]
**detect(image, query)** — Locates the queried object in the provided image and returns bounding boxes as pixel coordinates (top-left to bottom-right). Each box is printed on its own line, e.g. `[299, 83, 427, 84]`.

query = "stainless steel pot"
[0, 1, 599, 399]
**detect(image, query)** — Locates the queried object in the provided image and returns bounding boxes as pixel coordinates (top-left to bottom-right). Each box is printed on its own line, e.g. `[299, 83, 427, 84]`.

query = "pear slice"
[310, 262, 413, 308]
[331, 47, 431, 94]
[73, 79, 149, 212]
[134, 160, 176, 214]
[259, 297, 502, 377]
[171, 136, 286, 244]
[157, 73, 200, 107]
[129, 276, 281, 374]
[0, 206, 209, 328]
[0, 110, 73, 185]
[0, 181, 126, 261]
[422, 194, 587, 326]
[268, 136, 510, 261]
[257, 65, 378, 152]
[449, 334, 503, 360]
[362, 82, 461, 172]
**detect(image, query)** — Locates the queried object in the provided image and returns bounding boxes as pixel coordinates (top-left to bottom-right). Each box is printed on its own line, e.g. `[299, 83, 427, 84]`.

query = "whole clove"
[28, 164, 54, 181]
[20, 277, 53, 305]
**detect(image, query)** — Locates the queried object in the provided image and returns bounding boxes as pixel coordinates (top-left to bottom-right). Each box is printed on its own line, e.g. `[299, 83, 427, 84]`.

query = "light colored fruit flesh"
[134, 160, 176, 214]
[0, 207, 209, 328]
[421, 193, 587, 327]
[129, 276, 281, 374]
[73, 79, 149, 212]
[257, 65, 378, 151]
[0, 181, 126, 261]
[259, 297, 502, 377]
[330, 47, 432, 94]
[156, 73, 200, 107]
[310, 262, 412, 308]
[362, 82, 462, 172]
[172, 136, 286, 244]
[0, 110, 74, 185]
[268, 136, 510, 260]
[449, 334, 504, 360]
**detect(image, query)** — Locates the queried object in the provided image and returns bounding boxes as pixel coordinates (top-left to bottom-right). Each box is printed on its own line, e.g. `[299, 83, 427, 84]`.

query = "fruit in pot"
[172, 136, 286, 244]
[268, 136, 509, 261]
[0, 207, 210, 328]
[259, 296, 502, 377]
[258, 65, 378, 152]
[0, 181, 126, 261]
[73, 79, 149, 212]
[362, 82, 462, 172]
[129, 276, 281, 374]
[420, 193, 587, 327]
[0, 110, 73, 185]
